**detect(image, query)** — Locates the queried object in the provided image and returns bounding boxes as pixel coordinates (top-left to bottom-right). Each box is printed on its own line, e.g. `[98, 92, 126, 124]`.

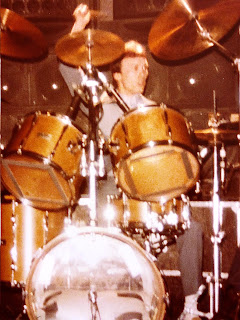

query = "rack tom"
[109, 105, 200, 202]
[1, 112, 85, 210]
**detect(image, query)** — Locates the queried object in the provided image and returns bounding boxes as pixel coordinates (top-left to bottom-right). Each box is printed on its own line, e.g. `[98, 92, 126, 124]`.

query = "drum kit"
[1, 1, 240, 319]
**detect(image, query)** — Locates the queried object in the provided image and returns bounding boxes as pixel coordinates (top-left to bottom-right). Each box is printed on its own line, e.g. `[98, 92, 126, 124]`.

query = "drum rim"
[16, 110, 86, 135]
[112, 140, 200, 162]
[109, 103, 191, 138]
[2, 150, 76, 180]
[1, 153, 77, 210]
[26, 226, 159, 270]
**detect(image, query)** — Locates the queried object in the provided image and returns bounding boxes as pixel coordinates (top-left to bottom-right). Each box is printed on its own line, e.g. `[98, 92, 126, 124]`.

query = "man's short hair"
[111, 40, 147, 75]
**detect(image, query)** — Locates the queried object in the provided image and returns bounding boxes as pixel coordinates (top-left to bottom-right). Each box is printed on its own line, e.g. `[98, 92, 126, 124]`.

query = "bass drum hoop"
[25, 227, 167, 320]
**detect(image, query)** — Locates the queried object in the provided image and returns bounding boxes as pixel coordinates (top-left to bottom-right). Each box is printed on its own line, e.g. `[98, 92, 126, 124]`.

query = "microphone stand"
[97, 70, 130, 113]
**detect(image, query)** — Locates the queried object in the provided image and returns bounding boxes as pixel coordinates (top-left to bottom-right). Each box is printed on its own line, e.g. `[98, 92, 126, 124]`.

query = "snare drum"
[109, 105, 200, 202]
[25, 227, 167, 320]
[1, 197, 66, 285]
[1, 112, 85, 210]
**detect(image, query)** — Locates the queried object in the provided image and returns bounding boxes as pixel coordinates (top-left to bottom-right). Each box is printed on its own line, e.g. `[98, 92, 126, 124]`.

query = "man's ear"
[113, 72, 121, 83]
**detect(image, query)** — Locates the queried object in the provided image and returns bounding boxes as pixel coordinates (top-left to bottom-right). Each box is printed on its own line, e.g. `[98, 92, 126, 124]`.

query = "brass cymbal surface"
[148, 0, 240, 60]
[195, 127, 240, 145]
[1, 8, 48, 60]
[55, 29, 125, 67]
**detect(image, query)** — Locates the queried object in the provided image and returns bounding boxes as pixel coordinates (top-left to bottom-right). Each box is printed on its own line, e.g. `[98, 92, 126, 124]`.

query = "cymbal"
[195, 127, 240, 145]
[55, 29, 125, 67]
[148, 0, 240, 61]
[1, 8, 48, 60]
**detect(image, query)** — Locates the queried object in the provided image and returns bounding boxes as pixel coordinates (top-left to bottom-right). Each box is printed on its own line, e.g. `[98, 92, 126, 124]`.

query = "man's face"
[115, 56, 149, 95]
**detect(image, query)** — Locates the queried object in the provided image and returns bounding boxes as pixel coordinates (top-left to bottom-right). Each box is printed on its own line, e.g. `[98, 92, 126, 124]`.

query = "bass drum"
[109, 105, 200, 203]
[25, 227, 167, 320]
[1, 112, 85, 210]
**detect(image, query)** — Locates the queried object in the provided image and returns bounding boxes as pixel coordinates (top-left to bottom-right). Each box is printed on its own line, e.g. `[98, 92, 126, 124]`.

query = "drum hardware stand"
[78, 62, 106, 226]
[191, 17, 240, 315]
[219, 143, 227, 193]
[75, 61, 131, 227]
[206, 113, 227, 316]
[193, 16, 239, 67]
[88, 286, 101, 320]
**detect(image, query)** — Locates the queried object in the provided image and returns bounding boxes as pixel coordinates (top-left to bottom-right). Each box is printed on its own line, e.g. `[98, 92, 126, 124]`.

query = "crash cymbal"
[55, 29, 125, 67]
[148, 0, 240, 61]
[0, 8, 48, 60]
[195, 127, 240, 145]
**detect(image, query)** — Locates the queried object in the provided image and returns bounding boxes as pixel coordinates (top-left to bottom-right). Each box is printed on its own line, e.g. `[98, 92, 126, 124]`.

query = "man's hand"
[71, 4, 91, 34]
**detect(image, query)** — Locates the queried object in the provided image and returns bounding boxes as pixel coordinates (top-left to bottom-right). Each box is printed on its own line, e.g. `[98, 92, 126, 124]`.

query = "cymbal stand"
[193, 17, 240, 316]
[212, 135, 223, 315]
[79, 62, 106, 226]
[219, 143, 227, 193]
[202, 106, 229, 316]
[193, 15, 240, 114]
[75, 61, 130, 226]
[193, 17, 240, 99]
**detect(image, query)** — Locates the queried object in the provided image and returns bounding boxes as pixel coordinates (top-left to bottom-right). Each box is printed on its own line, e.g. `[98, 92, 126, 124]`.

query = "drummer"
[59, 4, 204, 320]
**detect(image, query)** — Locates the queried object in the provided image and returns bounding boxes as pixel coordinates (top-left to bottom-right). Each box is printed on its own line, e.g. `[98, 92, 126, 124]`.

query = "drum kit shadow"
[1, 1, 240, 319]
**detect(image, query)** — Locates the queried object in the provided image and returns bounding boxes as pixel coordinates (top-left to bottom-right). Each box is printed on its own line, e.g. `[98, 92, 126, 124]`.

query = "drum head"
[26, 227, 166, 320]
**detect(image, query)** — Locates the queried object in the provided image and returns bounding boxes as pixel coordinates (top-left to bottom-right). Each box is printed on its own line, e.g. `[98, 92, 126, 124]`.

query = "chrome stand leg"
[211, 142, 225, 314]
[89, 139, 97, 226]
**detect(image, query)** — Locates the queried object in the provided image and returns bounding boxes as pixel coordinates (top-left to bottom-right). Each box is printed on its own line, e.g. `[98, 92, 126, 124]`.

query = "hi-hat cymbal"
[1, 8, 48, 60]
[148, 0, 240, 61]
[195, 127, 240, 145]
[55, 29, 125, 67]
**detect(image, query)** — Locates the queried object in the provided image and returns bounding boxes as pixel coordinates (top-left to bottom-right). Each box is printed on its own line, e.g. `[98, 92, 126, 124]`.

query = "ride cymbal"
[55, 29, 125, 67]
[1, 8, 48, 61]
[148, 0, 240, 61]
